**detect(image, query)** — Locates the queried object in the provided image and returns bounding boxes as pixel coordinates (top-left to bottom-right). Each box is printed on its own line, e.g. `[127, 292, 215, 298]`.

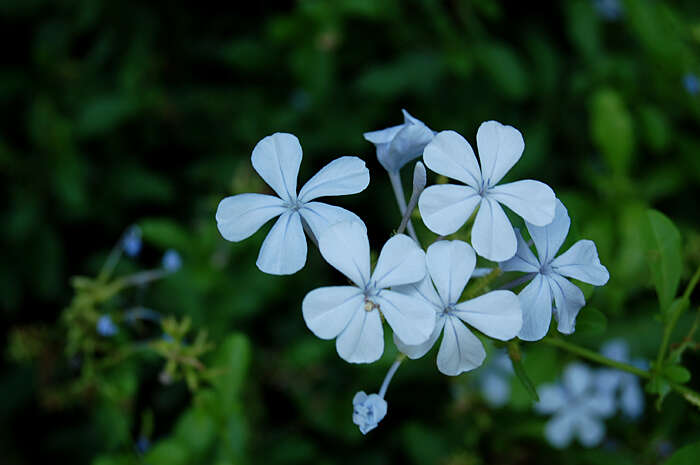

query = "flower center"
[286, 200, 302, 212]
[364, 298, 380, 312]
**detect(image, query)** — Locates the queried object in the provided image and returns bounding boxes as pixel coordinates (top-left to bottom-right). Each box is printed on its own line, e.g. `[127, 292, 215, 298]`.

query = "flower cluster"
[215, 110, 610, 435]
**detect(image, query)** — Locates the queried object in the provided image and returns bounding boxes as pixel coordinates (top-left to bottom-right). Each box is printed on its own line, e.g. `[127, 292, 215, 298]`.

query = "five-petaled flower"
[419, 121, 556, 262]
[535, 362, 615, 448]
[302, 221, 434, 363]
[500, 199, 609, 341]
[394, 240, 522, 375]
[216, 133, 370, 275]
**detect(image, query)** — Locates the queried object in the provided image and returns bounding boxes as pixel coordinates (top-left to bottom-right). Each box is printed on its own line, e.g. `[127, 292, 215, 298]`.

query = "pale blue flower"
[419, 123, 556, 261]
[683, 74, 700, 96]
[97, 314, 118, 337]
[394, 240, 522, 375]
[216, 133, 370, 275]
[162, 249, 182, 272]
[352, 391, 387, 434]
[122, 225, 142, 257]
[302, 221, 433, 364]
[363, 109, 435, 174]
[500, 199, 609, 341]
[597, 339, 646, 419]
[593, 0, 623, 21]
[536, 362, 615, 448]
[478, 351, 514, 407]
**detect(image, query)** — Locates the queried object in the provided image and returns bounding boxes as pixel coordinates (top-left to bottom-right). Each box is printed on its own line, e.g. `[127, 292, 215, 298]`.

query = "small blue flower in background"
[535, 362, 615, 448]
[122, 225, 142, 257]
[352, 391, 388, 434]
[597, 339, 646, 419]
[593, 0, 623, 21]
[96, 314, 118, 337]
[135, 436, 150, 454]
[477, 351, 514, 407]
[162, 249, 182, 272]
[683, 74, 700, 96]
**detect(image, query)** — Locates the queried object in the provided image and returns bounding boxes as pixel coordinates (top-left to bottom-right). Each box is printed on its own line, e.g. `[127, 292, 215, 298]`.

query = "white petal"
[336, 307, 384, 364]
[418, 184, 480, 236]
[215, 194, 286, 242]
[472, 197, 517, 262]
[535, 384, 567, 414]
[393, 275, 443, 311]
[475, 121, 524, 186]
[563, 362, 593, 398]
[489, 180, 555, 227]
[548, 273, 586, 335]
[525, 198, 570, 264]
[517, 274, 553, 341]
[318, 220, 371, 288]
[375, 290, 435, 345]
[251, 133, 303, 202]
[574, 414, 606, 447]
[436, 316, 486, 376]
[297, 156, 370, 202]
[481, 372, 511, 407]
[302, 286, 363, 339]
[544, 412, 576, 448]
[379, 124, 434, 173]
[256, 211, 307, 275]
[551, 240, 610, 286]
[426, 240, 476, 305]
[394, 314, 445, 359]
[370, 234, 426, 289]
[500, 228, 539, 273]
[453, 290, 522, 340]
[621, 381, 645, 419]
[422, 130, 482, 188]
[583, 390, 616, 418]
[363, 124, 402, 144]
[600, 339, 629, 363]
[299, 202, 361, 243]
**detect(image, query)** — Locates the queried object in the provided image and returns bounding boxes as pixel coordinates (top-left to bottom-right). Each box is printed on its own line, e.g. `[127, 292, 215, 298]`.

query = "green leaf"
[211, 333, 251, 413]
[664, 365, 691, 384]
[640, 210, 682, 314]
[665, 441, 700, 465]
[575, 308, 607, 336]
[508, 341, 539, 402]
[646, 376, 671, 410]
[140, 218, 191, 252]
[144, 440, 190, 465]
[476, 43, 530, 101]
[589, 89, 634, 177]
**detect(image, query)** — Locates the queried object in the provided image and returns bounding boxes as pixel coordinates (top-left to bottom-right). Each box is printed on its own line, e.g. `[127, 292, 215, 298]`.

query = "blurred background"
[2, 0, 700, 463]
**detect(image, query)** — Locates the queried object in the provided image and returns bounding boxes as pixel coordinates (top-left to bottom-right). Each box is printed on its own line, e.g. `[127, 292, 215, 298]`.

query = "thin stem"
[542, 337, 650, 378]
[498, 273, 535, 290]
[397, 185, 421, 237]
[388, 171, 418, 241]
[379, 354, 405, 398]
[98, 240, 124, 283]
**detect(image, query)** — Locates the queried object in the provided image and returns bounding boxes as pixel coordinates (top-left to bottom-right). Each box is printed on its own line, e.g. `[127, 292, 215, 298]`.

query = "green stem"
[542, 337, 650, 378]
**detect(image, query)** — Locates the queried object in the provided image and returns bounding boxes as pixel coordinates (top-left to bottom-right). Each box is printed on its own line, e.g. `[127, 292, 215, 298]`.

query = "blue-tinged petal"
[379, 121, 434, 173]
[352, 391, 388, 435]
[475, 121, 524, 187]
[216, 193, 286, 242]
[489, 180, 555, 227]
[544, 411, 576, 448]
[299, 202, 361, 243]
[256, 211, 307, 275]
[621, 380, 645, 419]
[535, 384, 567, 414]
[393, 275, 443, 311]
[583, 390, 616, 418]
[596, 368, 623, 393]
[472, 197, 517, 262]
[336, 307, 383, 364]
[453, 290, 522, 341]
[370, 234, 425, 289]
[525, 198, 570, 264]
[394, 314, 445, 360]
[563, 362, 593, 398]
[481, 371, 511, 407]
[551, 240, 610, 286]
[436, 316, 486, 376]
[548, 273, 586, 334]
[500, 228, 540, 273]
[375, 290, 435, 346]
[426, 240, 476, 305]
[363, 125, 402, 144]
[418, 184, 481, 236]
[423, 130, 482, 188]
[600, 338, 629, 363]
[302, 286, 364, 339]
[318, 221, 371, 288]
[297, 156, 370, 202]
[251, 133, 302, 202]
[574, 414, 606, 447]
[517, 274, 552, 341]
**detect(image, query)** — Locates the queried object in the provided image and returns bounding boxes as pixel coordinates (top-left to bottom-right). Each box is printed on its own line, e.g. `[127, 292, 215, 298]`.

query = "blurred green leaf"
[640, 210, 682, 314]
[589, 89, 634, 177]
[664, 365, 691, 384]
[576, 308, 608, 336]
[665, 441, 700, 465]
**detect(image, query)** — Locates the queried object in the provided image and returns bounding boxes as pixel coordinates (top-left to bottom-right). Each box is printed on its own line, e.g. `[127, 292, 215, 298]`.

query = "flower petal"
[481, 371, 511, 407]
[563, 362, 593, 398]
[453, 290, 522, 340]
[251, 133, 303, 202]
[621, 381, 645, 419]
[574, 414, 606, 447]
[544, 412, 576, 449]
[500, 228, 539, 273]
[436, 316, 486, 376]
[302, 286, 364, 339]
[379, 122, 434, 173]
[418, 184, 480, 236]
[215, 193, 286, 242]
[475, 120, 524, 186]
[375, 290, 435, 345]
[600, 338, 629, 363]
[318, 220, 371, 287]
[394, 314, 445, 359]
[422, 130, 482, 188]
[256, 211, 307, 275]
[299, 202, 361, 243]
[393, 275, 443, 311]
[370, 234, 426, 289]
[426, 240, 476, 305]
[525, 198, 570, 264]
[548, 273, 586, 335]
[551, 240, 610, 286]
[298, 156, 370, 202]
[517, 274, 553, 341]
[535, 384, 567, 414]
[336, 307, 384, 364]
[363, 124, 402, 144]
[472, 197, 517, 262]
[489, 180, 555, 227]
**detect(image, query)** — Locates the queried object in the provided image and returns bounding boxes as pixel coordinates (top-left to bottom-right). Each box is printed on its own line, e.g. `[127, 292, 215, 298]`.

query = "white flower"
[597, 339, 646, 419]
[216, 133, 370, 275]
[535, 362, 615, 448]
[302, 221, 434, 364]
[418, 122, 556, 261]
[352, 391, 387, 434]
[363, 109, 435, 174]
[500, 199, 610, 341]
[394, 240, 522, 376]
